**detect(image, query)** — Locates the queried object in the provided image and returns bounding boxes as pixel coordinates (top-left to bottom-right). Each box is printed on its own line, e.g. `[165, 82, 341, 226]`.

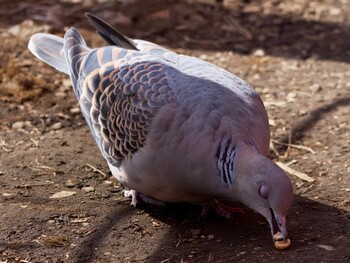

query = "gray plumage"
[28, 13, 294, 249]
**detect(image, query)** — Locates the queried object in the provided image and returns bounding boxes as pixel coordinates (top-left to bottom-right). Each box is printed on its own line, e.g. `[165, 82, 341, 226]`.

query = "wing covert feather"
[78, 47, 177, 166]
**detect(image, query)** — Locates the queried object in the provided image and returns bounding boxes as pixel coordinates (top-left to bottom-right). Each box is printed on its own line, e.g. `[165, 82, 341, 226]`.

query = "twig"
[83, 228, 97, 237]
[287, 130, 292, 153]
[272, 139, 315, 154]
[30, 138, 39, 147]
[28, 159, 56, 173]
[34, 159, 56, 171]
[276, 162, 315, 182]
[86, 163, 107, 177]
[0, 139, 11, 152]
[223, 15, 252, 40]
[269, 141, 280, 156]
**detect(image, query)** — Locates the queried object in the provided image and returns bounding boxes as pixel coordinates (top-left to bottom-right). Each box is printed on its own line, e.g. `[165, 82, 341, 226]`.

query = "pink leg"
[201, 199, 245, 219]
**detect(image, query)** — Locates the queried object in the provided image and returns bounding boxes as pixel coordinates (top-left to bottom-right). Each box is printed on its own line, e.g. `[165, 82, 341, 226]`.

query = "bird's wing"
[64, 28, 178, 167]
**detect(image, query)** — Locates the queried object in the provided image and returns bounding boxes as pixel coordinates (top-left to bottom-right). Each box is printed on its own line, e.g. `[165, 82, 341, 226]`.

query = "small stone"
[110, 186, 121, 193]
[317, 244, 335, 251]
[50, 191, 76, 199]
[207, 235, 215, 241]
[199, 54, 208, 60]
[308, 83, 321, 93]
[24, 121, 32, 127]
[103, 180, 113, 185]
[64, 180, 75, 188]
[70, 107, 81, 114]
[12, 121, 24, 129]
[329, 7, 341, 16]
[286, 92, 297, 102]
[82, 186, 95, 193]
[152, 221, 160, 227]
[191, 229, 201, 236]
[253, 49, 265, 57]
[51, 122, 63, 130]
[101, 191, 110, 198]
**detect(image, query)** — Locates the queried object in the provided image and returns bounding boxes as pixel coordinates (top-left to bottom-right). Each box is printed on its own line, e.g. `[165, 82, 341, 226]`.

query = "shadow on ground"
[0, 0, 350, 63]
[72, 196, 350, 263]
[277, 96, 350, 152]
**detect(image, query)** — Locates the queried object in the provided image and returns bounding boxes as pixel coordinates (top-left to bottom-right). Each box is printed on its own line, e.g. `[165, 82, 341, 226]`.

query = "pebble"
[70, 107, 81, 114]
[50, 191, 76, 199]
[12, 121, 24, 129]
[51, 122, 63, 130]
[64, 180, 75, 188]
[207, 235, 215, 241]
[253, 48, 265, 57]
[101, 191, 110, 198]
[191, 229, 201, 236]
[317, 244, 335, 251]
[82, 186, 95, 193]
[329, 7, 341, 16]
[199, 54, 208, 60]
[110, 186, 121, 193]
[152, 221, 160, 227]
[308, 83, 321, 93]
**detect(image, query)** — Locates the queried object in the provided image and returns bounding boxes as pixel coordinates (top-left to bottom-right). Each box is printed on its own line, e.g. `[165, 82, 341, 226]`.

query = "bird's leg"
[204, 199, 245, 219]
[122, 189, 139, 206]
[122, 189, 165, 207]
[200, 206, 210, 218]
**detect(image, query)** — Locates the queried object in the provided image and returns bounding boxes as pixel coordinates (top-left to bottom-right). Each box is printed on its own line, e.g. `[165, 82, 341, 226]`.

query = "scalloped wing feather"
[69, 42, 177, 166]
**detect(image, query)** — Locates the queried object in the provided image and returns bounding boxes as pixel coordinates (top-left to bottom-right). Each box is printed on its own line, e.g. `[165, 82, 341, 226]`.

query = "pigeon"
[28, 13, 294, 249]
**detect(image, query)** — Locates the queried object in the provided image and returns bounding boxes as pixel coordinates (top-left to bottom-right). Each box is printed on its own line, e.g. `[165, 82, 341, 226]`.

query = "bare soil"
[0, 0, 349, 262]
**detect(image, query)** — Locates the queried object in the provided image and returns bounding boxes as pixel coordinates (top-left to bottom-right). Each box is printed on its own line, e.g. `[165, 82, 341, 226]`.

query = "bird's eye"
[259, 184, 269, 199]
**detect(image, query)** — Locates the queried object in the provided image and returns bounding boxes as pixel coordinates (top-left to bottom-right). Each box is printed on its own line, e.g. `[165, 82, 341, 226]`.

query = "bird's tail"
[28, 28, 90, 99]
[85, 12, 138, 50]
[62, 28, 90, 95]
[28, 33, 69, 75]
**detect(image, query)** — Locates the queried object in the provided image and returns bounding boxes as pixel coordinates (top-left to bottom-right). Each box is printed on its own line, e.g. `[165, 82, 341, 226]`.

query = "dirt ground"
[0, 0, 349, 262]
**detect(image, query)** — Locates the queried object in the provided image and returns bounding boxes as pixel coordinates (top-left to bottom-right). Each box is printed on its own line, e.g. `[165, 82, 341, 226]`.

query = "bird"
[28, 13, 294, 249]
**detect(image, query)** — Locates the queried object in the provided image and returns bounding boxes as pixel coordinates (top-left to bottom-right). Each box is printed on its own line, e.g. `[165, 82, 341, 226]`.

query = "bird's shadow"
[275, 95, 350, 152]
[145, 196, 350, 262]
[71, 195, 349, 263]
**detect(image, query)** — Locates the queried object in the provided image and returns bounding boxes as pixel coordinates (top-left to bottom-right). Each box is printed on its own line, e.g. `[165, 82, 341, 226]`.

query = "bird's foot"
[122, 189, 165, 207]
[202, 199, 245, 219]
[122, 189, 139, 207]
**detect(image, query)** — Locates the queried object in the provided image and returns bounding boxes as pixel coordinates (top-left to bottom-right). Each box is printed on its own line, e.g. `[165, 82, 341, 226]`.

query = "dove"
[28, 13, 294, 249]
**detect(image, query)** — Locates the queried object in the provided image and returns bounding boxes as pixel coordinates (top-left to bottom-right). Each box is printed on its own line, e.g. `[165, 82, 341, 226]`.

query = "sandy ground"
[0, 0, 349, 262]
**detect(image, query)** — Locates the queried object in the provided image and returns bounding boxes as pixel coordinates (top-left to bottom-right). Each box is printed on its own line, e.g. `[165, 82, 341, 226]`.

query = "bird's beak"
[268, 208, 291, 249]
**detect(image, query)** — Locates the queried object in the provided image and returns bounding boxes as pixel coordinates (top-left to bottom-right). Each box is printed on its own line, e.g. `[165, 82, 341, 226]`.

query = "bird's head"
[230, 145, 294, 249]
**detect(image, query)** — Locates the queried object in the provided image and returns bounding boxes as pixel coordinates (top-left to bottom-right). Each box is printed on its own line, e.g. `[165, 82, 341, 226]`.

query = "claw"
[122, 189, 138, 206]
[122, 189, 166, 206]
